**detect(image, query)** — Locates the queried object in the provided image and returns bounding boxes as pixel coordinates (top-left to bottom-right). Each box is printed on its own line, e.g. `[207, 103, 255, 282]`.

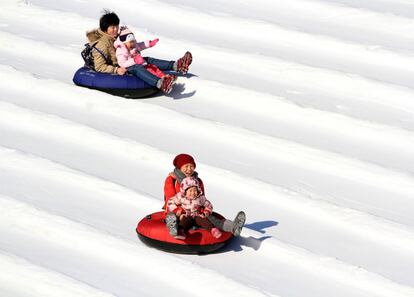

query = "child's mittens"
[199, 210, 210, 218]
[133, 55, 145, 64]
[149, 38, 159, 47]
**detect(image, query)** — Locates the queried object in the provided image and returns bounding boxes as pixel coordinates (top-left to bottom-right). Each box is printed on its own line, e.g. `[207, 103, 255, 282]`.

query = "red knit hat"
[173, 154, 196, 169]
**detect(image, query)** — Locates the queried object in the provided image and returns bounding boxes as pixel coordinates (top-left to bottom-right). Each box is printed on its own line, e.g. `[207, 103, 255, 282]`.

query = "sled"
[136, 211, 233, 254]
[73, 66, 159, 99]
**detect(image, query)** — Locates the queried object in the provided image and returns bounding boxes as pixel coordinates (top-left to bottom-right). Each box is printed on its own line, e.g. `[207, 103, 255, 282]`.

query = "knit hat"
[173, 154, 196, 169]
[180, 176, 202, 196]
[119, 26, 135, 43]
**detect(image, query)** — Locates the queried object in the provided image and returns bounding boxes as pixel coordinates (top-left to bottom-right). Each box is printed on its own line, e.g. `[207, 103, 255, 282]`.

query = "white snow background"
[1, 0, 414, 296]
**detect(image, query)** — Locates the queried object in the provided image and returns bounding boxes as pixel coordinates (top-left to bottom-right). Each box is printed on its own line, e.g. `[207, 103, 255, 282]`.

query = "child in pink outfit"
[114, 26, 178, 94]
[167, 176, 222, 239]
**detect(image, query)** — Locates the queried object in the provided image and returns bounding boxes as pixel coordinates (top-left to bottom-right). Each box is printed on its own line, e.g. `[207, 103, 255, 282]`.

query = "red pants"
[145, 64, 165, 78]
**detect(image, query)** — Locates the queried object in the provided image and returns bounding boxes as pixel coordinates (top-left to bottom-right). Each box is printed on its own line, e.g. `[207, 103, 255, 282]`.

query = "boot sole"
[232, 211, 246, 237]
[178, 52, 192, 73]
[161, 78, 175, 94]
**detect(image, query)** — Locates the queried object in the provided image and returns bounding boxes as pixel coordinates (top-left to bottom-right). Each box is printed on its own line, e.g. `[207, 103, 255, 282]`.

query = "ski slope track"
[1, 1, 414, 296]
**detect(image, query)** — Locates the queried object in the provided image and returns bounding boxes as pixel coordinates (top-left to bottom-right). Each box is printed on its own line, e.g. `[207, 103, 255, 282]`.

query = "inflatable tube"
[136, 211, 233, 254]
[73, 67, 159, 98]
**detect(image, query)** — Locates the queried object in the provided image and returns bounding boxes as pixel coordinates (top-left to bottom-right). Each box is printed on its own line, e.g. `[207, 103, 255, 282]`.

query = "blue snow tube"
[73, 67, 159, 98]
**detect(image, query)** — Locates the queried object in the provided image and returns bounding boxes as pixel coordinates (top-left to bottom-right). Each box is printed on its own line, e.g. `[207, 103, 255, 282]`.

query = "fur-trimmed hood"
[86, 28, 112, 43]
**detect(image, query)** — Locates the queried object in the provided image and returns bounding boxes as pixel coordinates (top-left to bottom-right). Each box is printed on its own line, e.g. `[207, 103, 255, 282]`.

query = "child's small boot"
[157, 75, 175, 94]
[175, 51, 192, 74]
[211, 227, 222, 239]
[165, 213, 178, 237]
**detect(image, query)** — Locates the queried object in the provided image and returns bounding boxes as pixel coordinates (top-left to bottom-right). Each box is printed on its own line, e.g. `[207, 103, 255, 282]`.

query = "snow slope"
[1, 0, 414, 296]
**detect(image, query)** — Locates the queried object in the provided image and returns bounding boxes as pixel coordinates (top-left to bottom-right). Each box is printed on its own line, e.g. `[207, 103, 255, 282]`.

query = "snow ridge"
[1, 0, 414, 296]
[0, 252, 115, 297]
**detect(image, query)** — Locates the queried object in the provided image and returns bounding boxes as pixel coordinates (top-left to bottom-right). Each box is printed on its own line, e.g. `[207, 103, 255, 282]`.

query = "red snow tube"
[136, 211, 233, 254]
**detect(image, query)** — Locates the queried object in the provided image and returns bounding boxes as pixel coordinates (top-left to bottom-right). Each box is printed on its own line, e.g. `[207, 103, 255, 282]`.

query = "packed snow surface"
[1, 0, 414, 296]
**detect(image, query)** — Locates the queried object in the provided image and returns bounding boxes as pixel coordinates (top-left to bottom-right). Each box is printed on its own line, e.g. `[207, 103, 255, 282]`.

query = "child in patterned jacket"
[166, 176, 222, 240]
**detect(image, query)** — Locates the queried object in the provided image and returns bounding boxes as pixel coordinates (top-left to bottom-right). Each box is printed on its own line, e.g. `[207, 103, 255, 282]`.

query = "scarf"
[173, 168, 198, 184]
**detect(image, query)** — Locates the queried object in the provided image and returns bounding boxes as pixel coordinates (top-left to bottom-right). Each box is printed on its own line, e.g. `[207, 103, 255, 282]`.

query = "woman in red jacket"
[164, 154, 246, 237]
[164, 154, 204, 205]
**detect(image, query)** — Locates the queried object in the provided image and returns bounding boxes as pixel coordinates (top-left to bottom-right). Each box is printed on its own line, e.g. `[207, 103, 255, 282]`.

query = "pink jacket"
[114, 38, 151, 68]
[167, 177, 213, 217]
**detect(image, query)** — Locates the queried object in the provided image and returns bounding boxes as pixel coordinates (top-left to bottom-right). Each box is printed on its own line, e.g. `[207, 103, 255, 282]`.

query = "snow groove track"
[1, 147, 413, 297]
[157, 0, 414, 52]
[1, 0, 414, 296]
[0, 195, 274, 297]
[0, 98, 414, 288]
[1, 76, 414, 227]
[0, 252, 116, 297]
[2, 63, 414, 175]
[3, 5, 414, 130]
[316, 0, 414, 19]
[28, 0, 414, 89]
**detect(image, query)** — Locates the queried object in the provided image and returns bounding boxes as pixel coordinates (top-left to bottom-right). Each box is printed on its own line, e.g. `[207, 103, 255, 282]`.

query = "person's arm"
[199, 178, 205, 196]
[116, 47, 136, 68]
[136, 38, 159, 52]
[202, 197, 213, 216]
[164, 175, 177, 200]
[167, 196, 183, 214]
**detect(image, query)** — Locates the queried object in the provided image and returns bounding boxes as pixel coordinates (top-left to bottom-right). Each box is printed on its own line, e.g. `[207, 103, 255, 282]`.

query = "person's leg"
[144, 57, 175, 71]
[145, 64, 166, 78]
[178, 216, 195, 232]
[127, 64, 160, 86]
[194, 216, 215, 230]
[208, 211, 246, 236]
[196, 216, 222, 239]
[208, 214, 228, 231]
